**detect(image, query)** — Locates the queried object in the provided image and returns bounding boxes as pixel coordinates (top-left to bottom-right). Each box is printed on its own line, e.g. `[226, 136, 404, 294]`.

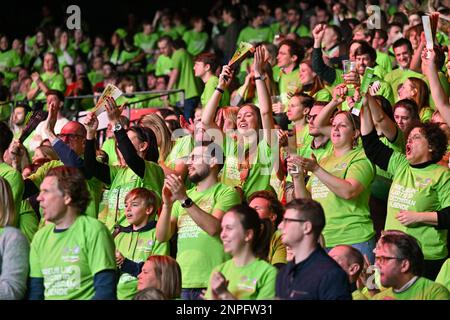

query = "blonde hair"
[0, 177, 16, 227]
[146, 255, 181, 299]
[140, 113, 174, 161]
[35, 145, 59, 162]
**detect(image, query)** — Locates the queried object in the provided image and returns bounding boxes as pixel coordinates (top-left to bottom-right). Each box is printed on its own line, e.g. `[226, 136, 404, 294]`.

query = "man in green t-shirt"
[193, 52, 230, 108]
[156, 143, 241, 300]
[29, 167, 116, 300]
[384, 39, 426, 101]
[372, 231, 450, 300]
[157, 36, 200, 121]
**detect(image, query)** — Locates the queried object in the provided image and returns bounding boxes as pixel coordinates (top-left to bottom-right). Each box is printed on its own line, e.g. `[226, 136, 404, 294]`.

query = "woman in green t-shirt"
[298, 61, 331, 102]
[206, 204, 277, 300]
[289, 85, 376, 262]
[83, 98, 165, 230]
[361, 100, 450, 280]
[202, 46, 277, 200]
[398, 77, 434, 123]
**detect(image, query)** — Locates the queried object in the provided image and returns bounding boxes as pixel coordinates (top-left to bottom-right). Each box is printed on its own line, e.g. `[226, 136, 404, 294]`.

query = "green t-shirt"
[172, 182, 241, 288]
[307, 147, 376, 247]
[291, 24, 310, 37]
[268, 230, 287, 266]
[435, 258, 450, 292]
[205, 258, 277, 300]
[236, 26, 274, 45]
[278, 68, 301, 104]
[0, 49, 22, 85]
[87, 71, 104, 87]
[0, 162, 24, 224]
[155, 54, 173, 76]
[220, 137, 275, 200]
[30, 72, 66, 101]
[419, 106, 434, 123]
[114, 225, 169, 300]
[201, 75, 230, 108]
[29, 215, 116, 300]
[182, 30, 209, 57]
[171, 48, 200, 100]
[134, 32, 159, 53]
[101, 137, 120, 166]
[376, 51, 392, 74]
[18, 199, 39, 243]
[372, 277, 450, 300]
[104, 161, 165, 230]
[384, 68, 426, 101]
[29, 160, 103, 220]
[165, 134, 193, 171]
[386, 152, 450, 260]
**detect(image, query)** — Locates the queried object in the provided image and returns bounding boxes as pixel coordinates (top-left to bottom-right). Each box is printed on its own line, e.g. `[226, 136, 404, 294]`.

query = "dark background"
[0, 0, 222, 39]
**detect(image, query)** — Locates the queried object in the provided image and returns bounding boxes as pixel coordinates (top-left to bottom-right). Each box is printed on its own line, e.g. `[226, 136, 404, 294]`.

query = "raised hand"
[253, 46, 266, 76]
[218, 65, 233, 89]
[312, 24, 326, 46]
[104, 96, 123, 123]
[331, 84, 348, 104]
[164, 174, 187, 202]
[83, 112, 99, 139]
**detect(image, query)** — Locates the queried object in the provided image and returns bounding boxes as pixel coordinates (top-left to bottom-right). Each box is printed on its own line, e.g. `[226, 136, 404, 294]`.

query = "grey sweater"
[0, 226, 30, 300]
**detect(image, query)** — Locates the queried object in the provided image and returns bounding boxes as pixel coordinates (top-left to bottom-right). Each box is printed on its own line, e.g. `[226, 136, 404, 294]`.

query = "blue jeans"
[327, 237, 376, 265]
[181, 288, 205, 300]
[178, 96, 199, 121]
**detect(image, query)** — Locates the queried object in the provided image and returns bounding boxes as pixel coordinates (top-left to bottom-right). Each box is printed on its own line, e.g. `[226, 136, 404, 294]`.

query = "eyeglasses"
[57, 133, 83, 140]
[375, 255, 404, 265]
[282, 217, 307, 224]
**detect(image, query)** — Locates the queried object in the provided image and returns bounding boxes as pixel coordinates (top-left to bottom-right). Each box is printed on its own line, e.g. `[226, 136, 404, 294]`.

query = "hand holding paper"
[93, 84, 123, 116]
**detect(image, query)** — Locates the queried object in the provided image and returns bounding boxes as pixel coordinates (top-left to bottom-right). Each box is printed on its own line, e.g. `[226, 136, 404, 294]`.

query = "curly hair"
[412, 122, 448, 163]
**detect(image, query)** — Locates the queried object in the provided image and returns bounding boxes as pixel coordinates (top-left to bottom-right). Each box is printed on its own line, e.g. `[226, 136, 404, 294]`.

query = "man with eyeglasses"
[22, 90, 103, 219]
[372, 231, 449, 300]
[275, 198, 352, 300]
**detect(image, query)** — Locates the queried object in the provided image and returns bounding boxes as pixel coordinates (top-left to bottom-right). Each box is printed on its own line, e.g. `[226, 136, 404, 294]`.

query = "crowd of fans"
[0, 0, 450, 300]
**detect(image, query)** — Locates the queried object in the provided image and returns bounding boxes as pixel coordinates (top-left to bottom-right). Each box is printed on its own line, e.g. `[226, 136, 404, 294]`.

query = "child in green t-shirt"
[115, 188, 169, 300]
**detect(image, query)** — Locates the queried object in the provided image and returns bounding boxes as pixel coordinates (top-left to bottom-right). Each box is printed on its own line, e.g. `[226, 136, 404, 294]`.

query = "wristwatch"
[254, 74, 266, 81]
[112, 122, 122, 132]
[181, 197, 194, 208]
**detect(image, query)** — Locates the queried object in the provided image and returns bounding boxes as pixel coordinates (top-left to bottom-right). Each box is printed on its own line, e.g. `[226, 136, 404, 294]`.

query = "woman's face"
[397, 80, 415, 100]
[220, 211, 248, 256]
[409, 30, 420, 50]
[406, 127, 431, 164]
[137, 260, 160, 291]
[331, 113, 356, 148]
[299, 63, 315, 85]
[127, 130, 146, 156]
[237, 105, 259, 135]
[287, 96, 306, 121]
[394, 106, 414, 132]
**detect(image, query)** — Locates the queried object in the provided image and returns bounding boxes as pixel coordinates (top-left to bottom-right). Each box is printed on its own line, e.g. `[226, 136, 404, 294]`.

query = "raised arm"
[44, 101, 83, 168]
[314, 84, 346, 137]
[156, 183, 178, 242]
[365, 84, 398, 141]
[422, 47, 450, 126]
[202, 65, 233, 128]
[287, 155, 311, 199]
[105, 97, 145, 178]
[83, 112, 111, 184]
[360, 102, 394, 171]
[253, 46, 275, 144]
[312, 24, 337, 84]
[165, 174, 223, 236]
